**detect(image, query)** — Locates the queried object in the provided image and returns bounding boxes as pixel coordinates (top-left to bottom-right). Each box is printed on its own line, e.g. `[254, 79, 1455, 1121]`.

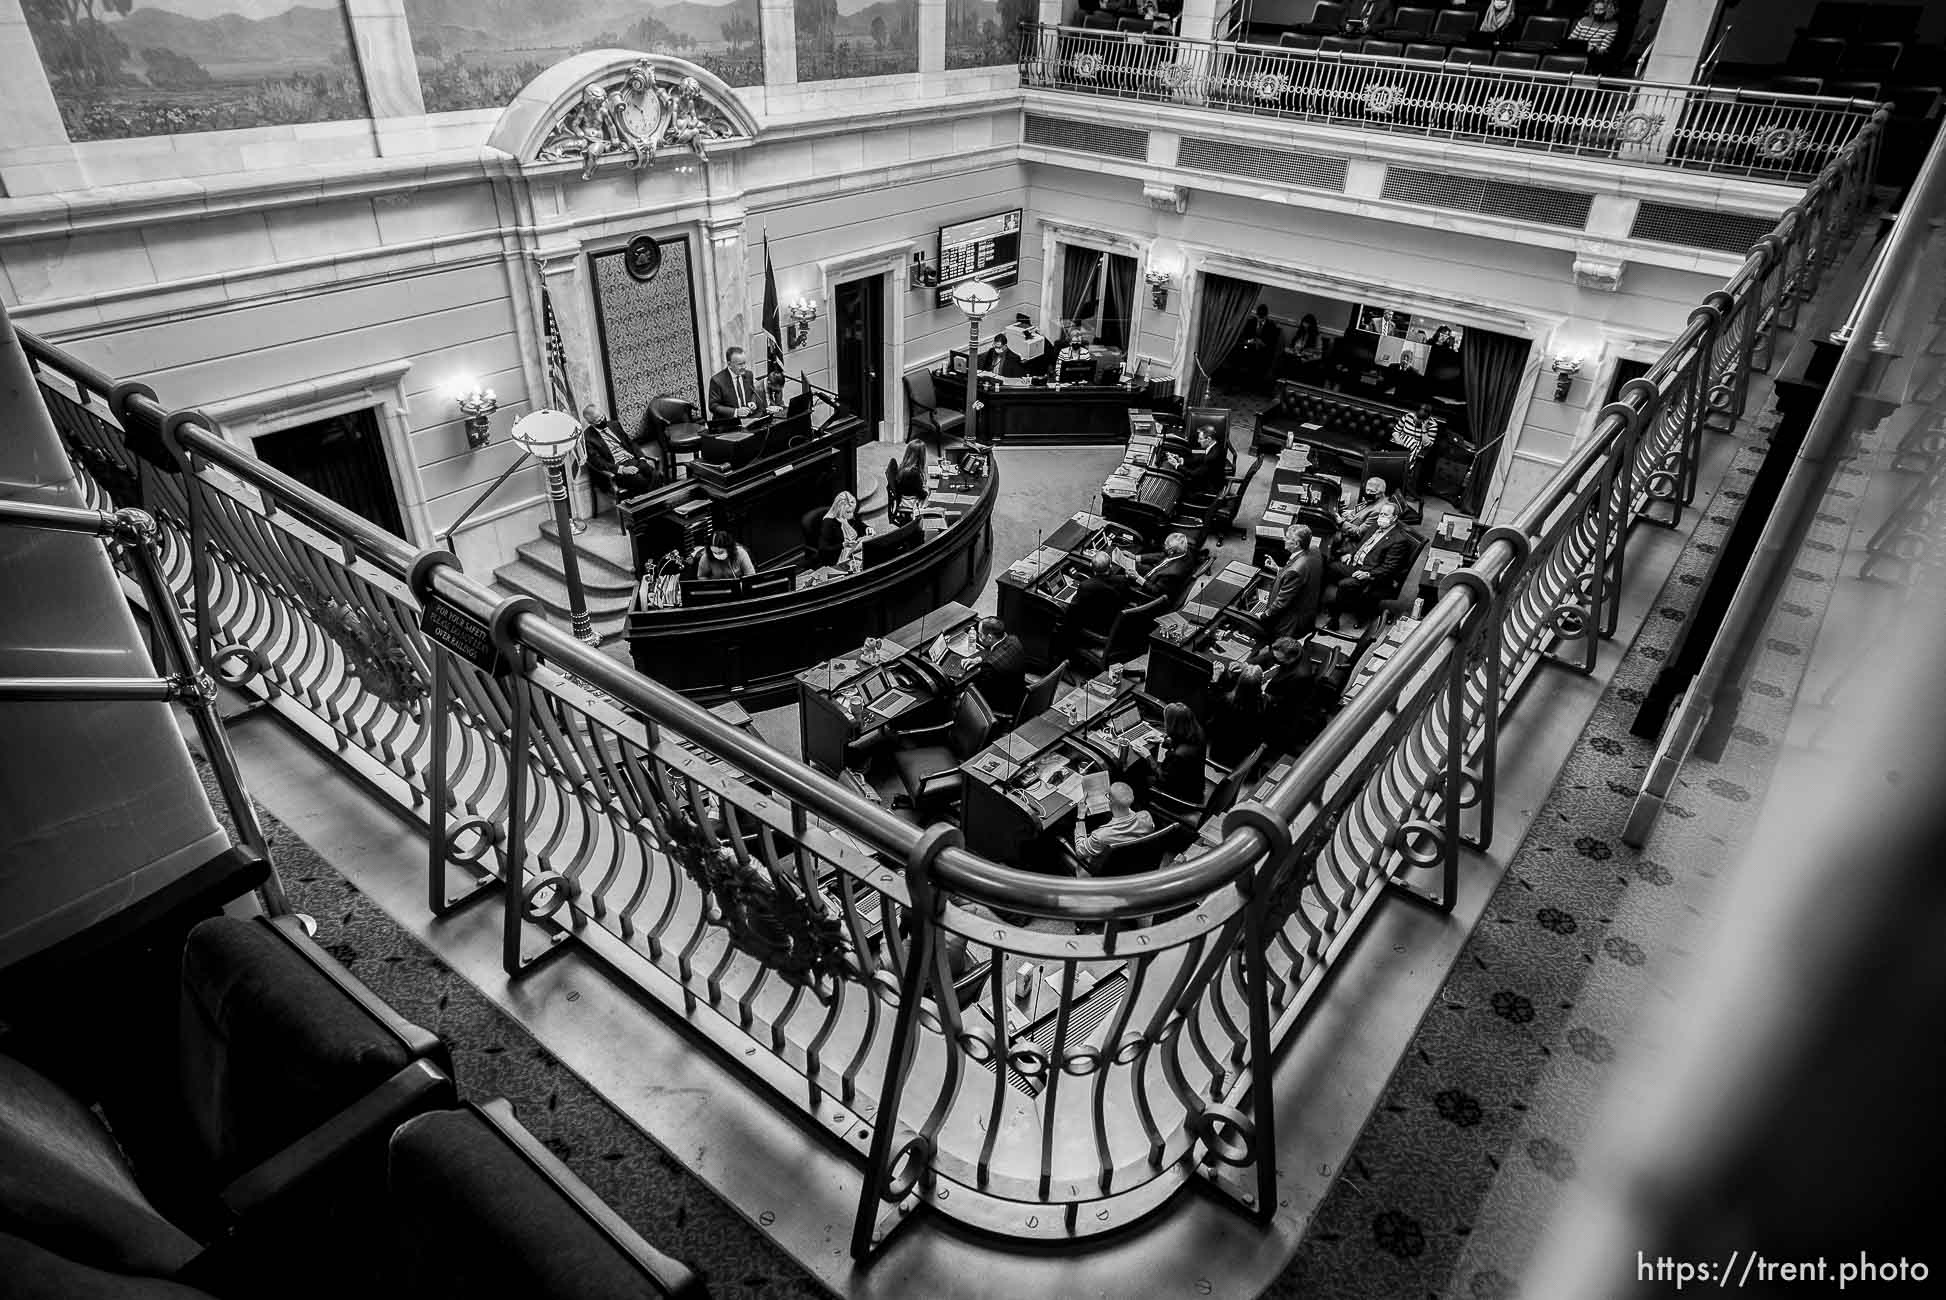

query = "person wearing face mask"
[1323, 502, 1414, 629]
[1477, 0, 1518, 43]
[693, 528, 756, 581]
[1567, 1, 1623, 69]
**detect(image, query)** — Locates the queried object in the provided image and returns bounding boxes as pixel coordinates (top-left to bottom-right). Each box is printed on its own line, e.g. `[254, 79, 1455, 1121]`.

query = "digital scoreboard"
[934, 209, 1022, 307]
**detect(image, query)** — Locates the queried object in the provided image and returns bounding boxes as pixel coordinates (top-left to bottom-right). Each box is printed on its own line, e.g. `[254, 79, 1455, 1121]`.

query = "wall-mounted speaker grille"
[1022, 113, 1149, 161]
[1382, 166, 1593, 229]
[1176, 137, 1348, 191]
[1630, 202, 1778, 254]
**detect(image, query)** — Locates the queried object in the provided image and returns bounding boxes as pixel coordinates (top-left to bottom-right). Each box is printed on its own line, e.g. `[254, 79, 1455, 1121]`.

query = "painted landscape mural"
[794, 0, 918, 81]
[23, 0, 369, 141]
[405, 0, 764, 112]
[944, 0, 1025, 70]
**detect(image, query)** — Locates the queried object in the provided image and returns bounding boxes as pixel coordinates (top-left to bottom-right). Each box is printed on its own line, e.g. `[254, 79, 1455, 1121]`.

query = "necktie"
[737, 372, 749, 408]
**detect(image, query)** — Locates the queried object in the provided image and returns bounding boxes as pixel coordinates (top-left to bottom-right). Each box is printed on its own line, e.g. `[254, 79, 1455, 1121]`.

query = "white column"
[706, 214, 751, 365]
[0, 0, 82, 195]
[344, 0, 425, 118]
[921, 0, 946, 75]
[1642, 0, 1723, 86]
[1038, 0, 1064, 26]
[1177, 0, 1219, 44]
[762, 0, 797, 86]
[537, 246, 600, 415]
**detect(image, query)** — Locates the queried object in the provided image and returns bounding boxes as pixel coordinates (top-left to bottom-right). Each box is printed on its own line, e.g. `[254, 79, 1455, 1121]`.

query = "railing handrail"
[439, 450, 534, 552]
[1022, 20, 1883, 112]
[12, 105, 1879, 925]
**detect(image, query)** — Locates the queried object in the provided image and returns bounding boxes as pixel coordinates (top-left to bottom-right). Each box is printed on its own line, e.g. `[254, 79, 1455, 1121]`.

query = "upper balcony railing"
[11, 104, 1875, 1266]
[1020, 22, 1879, 183]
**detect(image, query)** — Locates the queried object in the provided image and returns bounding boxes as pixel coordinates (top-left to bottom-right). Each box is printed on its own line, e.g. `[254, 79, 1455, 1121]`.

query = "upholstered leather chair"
[903, 370, 966, 447]
[889, 687, 995, 816]
[1058, 819, 1195, 878]
[1070, 591, 1170, 678]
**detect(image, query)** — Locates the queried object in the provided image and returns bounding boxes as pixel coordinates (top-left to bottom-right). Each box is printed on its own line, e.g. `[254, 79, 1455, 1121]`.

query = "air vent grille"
[1177, 137, 1348, 191]
[1630, 202, 1778, 254]
[1382, 166, 1593, 229]
[1022, 112, 1149, 161]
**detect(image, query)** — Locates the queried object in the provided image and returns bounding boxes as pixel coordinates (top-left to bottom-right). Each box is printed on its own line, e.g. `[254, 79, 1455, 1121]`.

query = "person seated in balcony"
[1477, 0, 1520, 44]
[1134, 531, 1197, 602]
[1070, 781, 1156, 869]
[694, 528, 757, 581]
[1324, 502, 1414, 628]
[1567, 0, 1623, 69]
[979, 332, 1024, 378]
[581, 405, 659, 498]
[1342, 0, 1397, 36]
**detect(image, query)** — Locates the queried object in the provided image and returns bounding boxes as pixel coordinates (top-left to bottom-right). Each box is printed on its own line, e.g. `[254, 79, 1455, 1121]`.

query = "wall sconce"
[911, 250, 939, 288]
[787, 297, 820, 350]
[454, 381, 499, 447]
[1550, 355, 1583, 401]
[1145, 267, 1174, 310]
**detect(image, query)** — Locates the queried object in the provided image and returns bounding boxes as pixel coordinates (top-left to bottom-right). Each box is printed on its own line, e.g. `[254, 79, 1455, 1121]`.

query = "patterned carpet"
[1268, 400, 1878, 1298]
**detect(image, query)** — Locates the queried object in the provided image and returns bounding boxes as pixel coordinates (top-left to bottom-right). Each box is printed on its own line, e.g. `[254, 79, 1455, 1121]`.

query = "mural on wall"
[23, 0, 369, 142]
[944, 0, 1024, 70]
[405, 0, 763, 113]
[794, 0, 918, 81]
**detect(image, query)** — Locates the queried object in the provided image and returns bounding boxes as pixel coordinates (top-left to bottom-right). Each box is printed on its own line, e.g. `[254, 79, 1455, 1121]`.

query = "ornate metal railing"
[1021, 23, 1878, 181]
[17, 110, 1874, 1260]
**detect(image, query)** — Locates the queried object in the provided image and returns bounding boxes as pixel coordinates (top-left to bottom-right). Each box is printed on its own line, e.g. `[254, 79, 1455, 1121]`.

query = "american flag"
[542, 287, 578, 415]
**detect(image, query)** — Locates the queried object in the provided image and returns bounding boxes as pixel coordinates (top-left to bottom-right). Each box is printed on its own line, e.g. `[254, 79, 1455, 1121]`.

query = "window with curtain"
[1100, 253, 1137, 352]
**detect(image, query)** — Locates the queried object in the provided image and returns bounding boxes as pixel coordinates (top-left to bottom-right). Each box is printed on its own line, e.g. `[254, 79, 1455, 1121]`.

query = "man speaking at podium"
[707, 347, 780, 424]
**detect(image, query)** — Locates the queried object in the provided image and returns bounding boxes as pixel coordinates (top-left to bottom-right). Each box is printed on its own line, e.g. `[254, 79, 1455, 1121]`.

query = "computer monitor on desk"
[680, 577, 743, 605]
[742, 568, 797, 599]
[861, 520, 923, 567]
[1056, 357, 1095, 385]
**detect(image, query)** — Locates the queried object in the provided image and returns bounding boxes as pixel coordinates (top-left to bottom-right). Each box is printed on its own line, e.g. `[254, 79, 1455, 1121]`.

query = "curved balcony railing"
[1020, 23, 1878, 182]
[18, 109, 1876, 1261]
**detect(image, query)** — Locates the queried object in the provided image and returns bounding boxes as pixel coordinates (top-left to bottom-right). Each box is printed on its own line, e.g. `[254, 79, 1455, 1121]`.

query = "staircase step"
[540, 513, 639, 570]
[493, 558, 633, 626]
[513, 538, 638, 594]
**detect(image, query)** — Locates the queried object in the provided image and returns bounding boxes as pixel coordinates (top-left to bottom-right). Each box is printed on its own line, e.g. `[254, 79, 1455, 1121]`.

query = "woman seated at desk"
[694, 528, 757, 581]
[814, 491, 866, 569]
[1121, 702, 1207, 805]
[886, 442, 927, 525]
[1209, 662, 1270, 768]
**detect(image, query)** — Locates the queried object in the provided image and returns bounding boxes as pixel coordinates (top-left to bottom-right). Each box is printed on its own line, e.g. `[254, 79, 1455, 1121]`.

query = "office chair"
[904, 370, 966, 448]
[1506, 15, 1568, 52]
[1014, 667, 1064, 729]
[1361, 447, 1423, 524]
[888, 687, 996, 817]
[1069, 591, 1170, 679]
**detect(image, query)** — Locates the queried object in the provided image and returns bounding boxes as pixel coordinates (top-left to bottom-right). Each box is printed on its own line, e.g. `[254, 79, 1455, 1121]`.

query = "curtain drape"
[1060, 246, 1103, 326]
[1101, 253, 1137, 351]
[1192, 273, 1262, 401]
[1460, 327, 1531, 515]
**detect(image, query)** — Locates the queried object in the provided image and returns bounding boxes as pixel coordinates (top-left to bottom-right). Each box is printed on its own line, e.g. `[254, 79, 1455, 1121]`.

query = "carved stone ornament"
[1485, 96, 1531, 131]
[535, 59, 741, 181]
[1363, 83, 1404, 117]
[1616, 110, 1664, 144]
[1573, 249, 1626, 293]
[1757, 126, 1806, 159]
[1144, 182, 1188, 215]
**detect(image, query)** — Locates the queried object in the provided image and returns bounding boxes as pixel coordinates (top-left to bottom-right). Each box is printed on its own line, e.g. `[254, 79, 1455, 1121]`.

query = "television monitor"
[1057, 357, 1096, 385]
[933, 208, 1023, 307]
[1409, 320, 1465, 350]
[680, 577, 743, 605]
[1375, 336, 1431, 375]
[860, 520, 924, 568]
[1356, 304, 1411, 338]
[742, 569, 797, 599]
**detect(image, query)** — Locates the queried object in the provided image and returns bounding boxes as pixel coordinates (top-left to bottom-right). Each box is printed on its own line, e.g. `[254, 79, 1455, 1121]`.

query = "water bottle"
[1412, 598, 1425, 619]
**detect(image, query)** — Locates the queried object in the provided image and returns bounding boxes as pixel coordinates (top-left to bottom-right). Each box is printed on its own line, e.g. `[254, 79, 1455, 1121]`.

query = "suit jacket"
[1350, 526, 1415, 593]
[707, 367, 761, 421]
[1069, 574, 1130, 637]
[1265, 548, 1324, 640]
[582, 421, 637, 475]
[977, 634, 1029, 718]
[1136, 552, 1196, 602]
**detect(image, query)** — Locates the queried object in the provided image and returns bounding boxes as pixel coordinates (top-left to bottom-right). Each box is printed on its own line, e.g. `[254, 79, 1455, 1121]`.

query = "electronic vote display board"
[935, 208, 1022, 307]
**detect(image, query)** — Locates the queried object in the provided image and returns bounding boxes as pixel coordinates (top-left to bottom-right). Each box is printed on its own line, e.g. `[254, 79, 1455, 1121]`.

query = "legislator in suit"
[1067, 554, 1130, 640]
[980, 336, 1025, 378]
[1326, 509, 1415, 625]
[707, 348, 769, 423]
[581, 410, 658, 498]
[974, 617, 1029, 719]
[1264, 527, 1324, 639]
[1135, 543, 1196, 603]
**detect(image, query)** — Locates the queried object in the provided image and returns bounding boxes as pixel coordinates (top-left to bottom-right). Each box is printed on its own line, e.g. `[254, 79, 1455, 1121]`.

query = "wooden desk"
[626, 455, 995, 707]
[992, 510, 1131, 671]
[933, 373, 1156, 446]
[958, 677, 1135, 865]
[795, 602, 981, 774]
[1145, 561, 1274, 711]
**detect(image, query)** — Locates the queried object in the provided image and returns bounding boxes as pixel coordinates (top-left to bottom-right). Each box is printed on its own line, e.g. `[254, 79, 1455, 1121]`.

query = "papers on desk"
[929, 490, 980, 507]
[967, 751, 1019, 782]
[865, 688, 917, 721]
[1080, 770, 1110, 819]
[1211, 629, 1259, 663]
[1005, 546, 1066, 582]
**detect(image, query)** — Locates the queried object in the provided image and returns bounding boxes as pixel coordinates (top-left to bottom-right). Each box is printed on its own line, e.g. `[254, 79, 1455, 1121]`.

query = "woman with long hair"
[1154, 701, 1208, 804]
[694, 528, 756, 581]
[816, 490, 863, 568]
[1209, 662, 1269, 769]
